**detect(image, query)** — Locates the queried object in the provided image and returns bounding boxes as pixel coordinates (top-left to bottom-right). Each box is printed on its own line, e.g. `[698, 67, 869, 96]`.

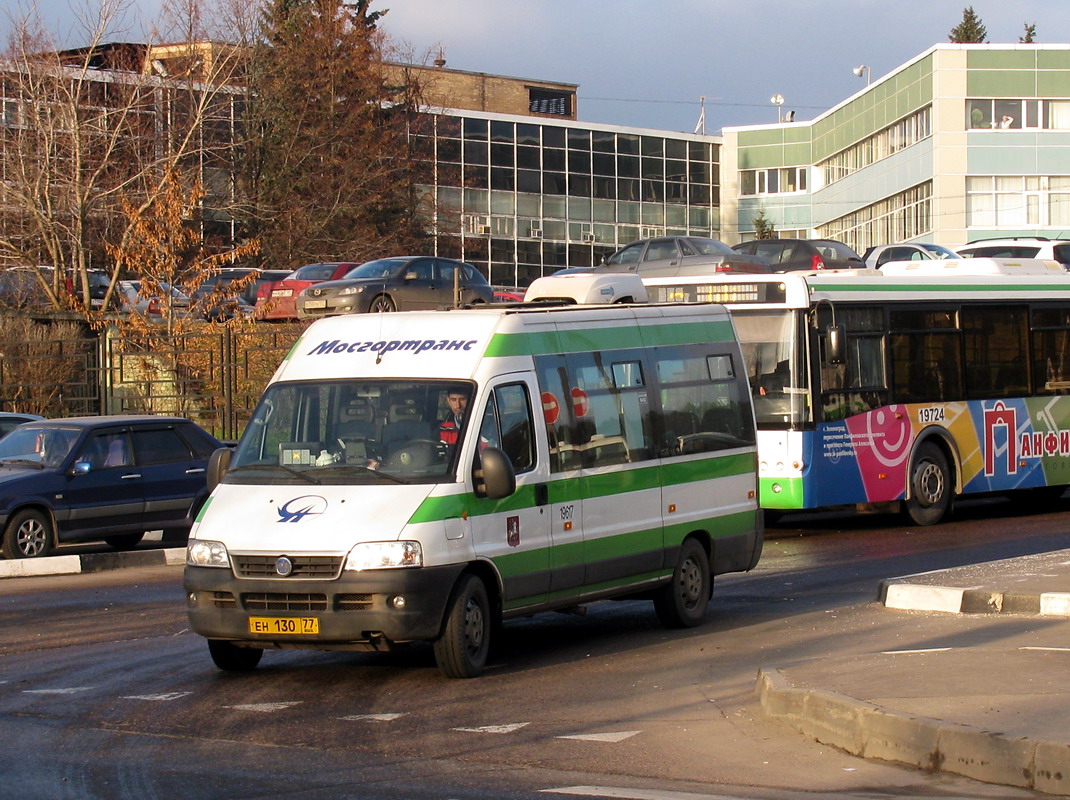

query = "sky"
[4, 0, 1067, 134]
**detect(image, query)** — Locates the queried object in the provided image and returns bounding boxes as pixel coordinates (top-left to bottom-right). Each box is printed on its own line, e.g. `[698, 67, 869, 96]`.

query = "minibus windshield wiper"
[311, 463, 412, 485]
[229, 463, 321, 484]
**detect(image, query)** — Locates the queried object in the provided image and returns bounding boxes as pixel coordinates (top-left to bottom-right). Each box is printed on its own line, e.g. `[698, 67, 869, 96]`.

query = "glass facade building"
[410, 110, 720, 288]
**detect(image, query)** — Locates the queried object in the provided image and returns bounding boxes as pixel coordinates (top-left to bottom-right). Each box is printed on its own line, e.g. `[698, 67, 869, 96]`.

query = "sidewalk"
[757, 549, 1070, 796]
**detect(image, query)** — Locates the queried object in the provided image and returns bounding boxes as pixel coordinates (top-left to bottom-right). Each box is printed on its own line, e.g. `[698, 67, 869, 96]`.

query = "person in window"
[999, 114, 1015, 128]
[439, 386, 470, 446]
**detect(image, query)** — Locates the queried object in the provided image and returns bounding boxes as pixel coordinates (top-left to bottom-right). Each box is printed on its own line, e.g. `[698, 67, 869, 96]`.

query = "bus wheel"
[208, 640, 263, 671]
[434, 573, 491, 679]
[905, 443, 952, 526]
[654, 538, 711, 628]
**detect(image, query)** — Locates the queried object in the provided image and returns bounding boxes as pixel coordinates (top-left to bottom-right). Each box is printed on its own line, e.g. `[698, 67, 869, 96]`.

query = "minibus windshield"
[226, 379, 474, 485]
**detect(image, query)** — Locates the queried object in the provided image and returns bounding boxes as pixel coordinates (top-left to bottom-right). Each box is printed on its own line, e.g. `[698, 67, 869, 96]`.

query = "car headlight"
[187, 539, 231, 567]
[338, 285, 366, 296]
[345, 541, 423, 571]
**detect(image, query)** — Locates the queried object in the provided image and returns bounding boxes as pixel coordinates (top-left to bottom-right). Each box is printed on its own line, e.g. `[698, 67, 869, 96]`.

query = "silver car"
[296, 257, 493, 319]
[601, 236, 771, 276]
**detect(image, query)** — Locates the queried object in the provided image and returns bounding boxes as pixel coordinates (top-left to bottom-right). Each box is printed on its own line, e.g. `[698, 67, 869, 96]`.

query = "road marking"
[340, 713, 407, 721]
[879, 647, 952, 655]
[23, 687, 92, 694]
[123, 692, 192, 701]
[542, 787, 752, 799]
[226, 702, 302, 712]
[452, 722, 529, 734]
[556, 731, 641, 743]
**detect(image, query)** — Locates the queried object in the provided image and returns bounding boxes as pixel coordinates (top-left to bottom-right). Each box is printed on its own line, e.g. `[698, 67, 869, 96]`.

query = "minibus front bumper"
[184, 563, 467, 649]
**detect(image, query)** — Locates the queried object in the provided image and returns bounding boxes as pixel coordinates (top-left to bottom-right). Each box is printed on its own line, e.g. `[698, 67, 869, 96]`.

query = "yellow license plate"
[248, 616, 320, 635]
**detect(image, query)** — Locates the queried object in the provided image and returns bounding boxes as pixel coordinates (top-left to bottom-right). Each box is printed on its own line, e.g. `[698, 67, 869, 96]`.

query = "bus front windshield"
[731, 310, 810, 426]
[226, 380, 474, 485]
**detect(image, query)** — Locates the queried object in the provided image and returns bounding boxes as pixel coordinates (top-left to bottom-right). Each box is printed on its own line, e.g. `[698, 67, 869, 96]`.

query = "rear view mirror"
[207, 446, 233, 492]
[473, 446, 516, 500]
[826, 324, 846, 365]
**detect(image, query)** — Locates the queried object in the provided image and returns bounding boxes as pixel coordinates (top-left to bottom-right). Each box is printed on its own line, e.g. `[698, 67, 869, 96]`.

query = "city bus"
[643, 258, 1070, 524]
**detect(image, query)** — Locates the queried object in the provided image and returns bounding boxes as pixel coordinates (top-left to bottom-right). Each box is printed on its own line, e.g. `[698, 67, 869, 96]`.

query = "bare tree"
[0, 0, 249, 314]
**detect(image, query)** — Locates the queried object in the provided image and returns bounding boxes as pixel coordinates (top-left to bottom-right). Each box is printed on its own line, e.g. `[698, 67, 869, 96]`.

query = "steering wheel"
[384, 439, 448, 469]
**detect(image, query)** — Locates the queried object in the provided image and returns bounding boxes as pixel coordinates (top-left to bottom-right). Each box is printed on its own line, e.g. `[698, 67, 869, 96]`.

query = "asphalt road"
[1, 495, 1067, 800]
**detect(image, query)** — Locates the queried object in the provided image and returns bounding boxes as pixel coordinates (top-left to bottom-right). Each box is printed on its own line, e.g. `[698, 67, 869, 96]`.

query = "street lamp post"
[770, 94, 784, 123]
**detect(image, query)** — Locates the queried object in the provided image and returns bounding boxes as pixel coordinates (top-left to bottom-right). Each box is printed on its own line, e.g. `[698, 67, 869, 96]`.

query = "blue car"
[0, 416, 223, 559]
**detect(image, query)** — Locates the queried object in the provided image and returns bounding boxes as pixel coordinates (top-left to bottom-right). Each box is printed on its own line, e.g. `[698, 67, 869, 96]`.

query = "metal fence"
[0, 315, 305, 441]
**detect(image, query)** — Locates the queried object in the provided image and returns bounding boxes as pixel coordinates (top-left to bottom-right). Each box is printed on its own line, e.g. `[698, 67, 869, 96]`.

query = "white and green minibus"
[185, 302, 761, 678]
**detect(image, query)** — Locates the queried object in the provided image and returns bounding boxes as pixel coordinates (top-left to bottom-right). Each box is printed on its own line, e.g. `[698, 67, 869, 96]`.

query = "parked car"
[862, 243, 959, 269]
[117, 280, 192, 321]
[493, 289, 525, 302]
[194, 268, 291, 321]
[0, 267, 52, 309]
[296, 257, 494, 319]
[602, 236, 771, 276]
[954, 237, 1070, 268]
[0, 415, 224, 558]
[0, 413, 45, 439]
[732, 238, 865, 271]
[254, 262, 361, 321]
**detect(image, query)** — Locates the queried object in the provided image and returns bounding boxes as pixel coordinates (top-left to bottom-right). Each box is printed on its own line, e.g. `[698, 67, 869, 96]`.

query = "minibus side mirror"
[473, 446, 516, 500]
[207, 446, 233, 493]
[826, 324, 846, 365]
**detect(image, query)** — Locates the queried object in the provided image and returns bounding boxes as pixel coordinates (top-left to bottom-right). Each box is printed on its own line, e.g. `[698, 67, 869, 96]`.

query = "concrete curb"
[879, 580, 1070, 617]
[756, 667, 1070, 795]
[0, 547, 185, 579]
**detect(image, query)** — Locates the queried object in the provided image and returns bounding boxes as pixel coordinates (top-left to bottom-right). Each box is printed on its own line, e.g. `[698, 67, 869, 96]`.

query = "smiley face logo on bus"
[277, 495, 328, 523]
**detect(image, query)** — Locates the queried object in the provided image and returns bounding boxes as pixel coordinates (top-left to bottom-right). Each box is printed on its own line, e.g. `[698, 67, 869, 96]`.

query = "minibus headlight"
[345, 541, 423, 571]
[187, 539, 231, 568]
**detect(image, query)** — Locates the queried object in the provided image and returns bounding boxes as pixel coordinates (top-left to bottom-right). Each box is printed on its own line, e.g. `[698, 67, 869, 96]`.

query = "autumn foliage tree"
[243, 0, 429, 267]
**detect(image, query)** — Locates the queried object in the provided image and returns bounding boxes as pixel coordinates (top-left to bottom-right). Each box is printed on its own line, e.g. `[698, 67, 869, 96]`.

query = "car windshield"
[920, 244, 959, 259]
[688, 238, 735, 256]
[227, 379, 475, 485]
[0, 425, 80, 468]
[344, 259, 410, 280]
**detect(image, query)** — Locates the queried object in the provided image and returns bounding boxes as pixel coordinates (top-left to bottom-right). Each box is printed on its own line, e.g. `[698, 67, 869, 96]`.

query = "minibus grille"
[211, 591, 237, 608]
[336, 593, 373, 611]
[242, 593, 329, 611]
[233, 554, 345, 579]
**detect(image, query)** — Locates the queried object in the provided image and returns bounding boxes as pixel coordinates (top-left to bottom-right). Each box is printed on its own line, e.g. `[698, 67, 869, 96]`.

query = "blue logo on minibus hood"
[277, 495, 328, 523]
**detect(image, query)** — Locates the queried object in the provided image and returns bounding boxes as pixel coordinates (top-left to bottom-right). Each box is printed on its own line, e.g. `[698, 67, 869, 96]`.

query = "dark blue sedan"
[0, 416, 223, 559]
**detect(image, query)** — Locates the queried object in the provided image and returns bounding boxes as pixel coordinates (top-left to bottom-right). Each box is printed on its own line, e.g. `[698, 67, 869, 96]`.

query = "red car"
[254, 262, 360, 321]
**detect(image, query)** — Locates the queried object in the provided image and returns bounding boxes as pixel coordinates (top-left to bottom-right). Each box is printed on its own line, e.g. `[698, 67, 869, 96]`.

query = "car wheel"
[653, 537, 711, 628]
[369, 295, 396, 313]
[433, 573, 491, 679]
[207, 640, 263, 671]
[103, 532, 145, 550]
[2, 509, 54, 559]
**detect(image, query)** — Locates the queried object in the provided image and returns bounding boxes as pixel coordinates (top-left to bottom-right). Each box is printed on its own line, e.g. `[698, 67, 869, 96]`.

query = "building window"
[817, 182, 932, 253]
[819, 106, 931, 186]
[739, 166, 808, 196]
[967, 175, 1070, 228]
[529, 88, 572, 116]
[967, 99, 1070, 130]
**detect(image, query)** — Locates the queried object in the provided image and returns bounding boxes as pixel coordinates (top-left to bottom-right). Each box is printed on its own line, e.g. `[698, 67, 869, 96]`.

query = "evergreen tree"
[948, 6, 987, 43]
[752, 209, 777, 240]
[243, 0, 428, 267]
[1020, 23, 1037, 43]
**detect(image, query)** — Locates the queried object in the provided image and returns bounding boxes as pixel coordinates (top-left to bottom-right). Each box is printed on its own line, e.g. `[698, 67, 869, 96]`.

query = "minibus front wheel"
[434, 573, 491, 679]
[654, 537, 711, 629]
[208, 639, 263, 672]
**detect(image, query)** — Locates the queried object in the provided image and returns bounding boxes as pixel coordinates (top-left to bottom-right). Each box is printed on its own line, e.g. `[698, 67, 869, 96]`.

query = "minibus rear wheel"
[434, 573, 491, 679]
[654, 537, 711, 628]
[208, 639, 263, 671]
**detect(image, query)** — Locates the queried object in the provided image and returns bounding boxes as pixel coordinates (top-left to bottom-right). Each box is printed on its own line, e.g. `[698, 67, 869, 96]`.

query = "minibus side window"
[655, 346, 755, 455]
[478, 383, 535, 473]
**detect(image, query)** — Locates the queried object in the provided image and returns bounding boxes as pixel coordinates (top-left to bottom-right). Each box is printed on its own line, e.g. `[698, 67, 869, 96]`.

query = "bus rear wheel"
[905, 442, 952, 526]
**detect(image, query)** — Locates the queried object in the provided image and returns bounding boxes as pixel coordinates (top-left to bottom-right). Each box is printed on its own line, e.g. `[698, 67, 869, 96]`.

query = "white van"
[185, 303, 762, 677]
